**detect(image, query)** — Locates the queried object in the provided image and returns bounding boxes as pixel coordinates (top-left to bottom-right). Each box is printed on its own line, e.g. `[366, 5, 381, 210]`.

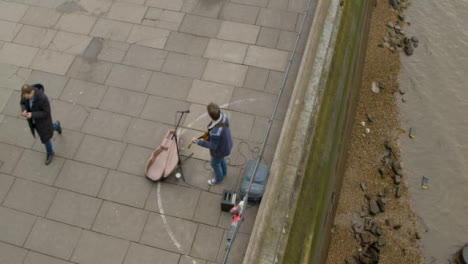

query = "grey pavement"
[0, 0, 312, 263]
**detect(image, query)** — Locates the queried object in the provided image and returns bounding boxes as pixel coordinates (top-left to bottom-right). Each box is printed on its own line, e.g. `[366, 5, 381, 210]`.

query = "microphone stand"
[172, 111, 188, 181]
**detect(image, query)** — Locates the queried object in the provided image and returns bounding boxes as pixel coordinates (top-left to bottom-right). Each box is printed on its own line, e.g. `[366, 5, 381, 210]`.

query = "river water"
[398, 0, 468, 262]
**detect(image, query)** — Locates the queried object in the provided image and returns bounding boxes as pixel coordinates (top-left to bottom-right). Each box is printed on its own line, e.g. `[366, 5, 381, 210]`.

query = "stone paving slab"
[24, 251, 72, 264]
[208, 166, 242, 195]
[32, 129, 84, 159]
[231, 0, 268, 7]
[31, 49, 76, 75]
[99, 86, 147, 117]
[0, 116, 36, 148]
[55, 13, 97, 35]
[0, 206, 36, 246]
[67, 56, 113, 84]
[1, 90, 20, 117]
[46, 189, 102, 229]
[229, 87, 277, 117]
[0, 241, 27, 264]
[179, 255, 207, 264]
[182, 103, 212, 131]
[145, 71, 192, 99]
[49, 32, 92, 55]
[105, 63, 152, 92]
[21, 6, 61, 28]
[193, 191, 222, 226]
[71, 230, 130, 264]
[0, 1, 29, 23]
[244, 66, 269, 91]
[141, 95, 190, 124]
[60, 79, 107, 108]
[190, 224, 224, 261]
[162, 52, 207, 78]
[54, 159, 108, 196]
[12, 149, 64, 185]
[0, 174, 14, 203]
[0, 21, 21, 42]
[179, 14, 221, 38]
[3, 178, 57, 216]
[117, 144, 153, 176]
[0, 143, 23, 174]
[217, 21, 259, 44]
[0, 64, 31, 91]
[75, 135, 126, 169]
[122, 44, 168, 71]
[188, 80, 234, 106]
[218, 204, 258, 235]
[256, 8, 298, 31]
[220, 3, 260, 25]
[244, 45, 289, 71]
[82, 109, 132, 141]
[216, 231, 250, 264]
[202, 59, 247, 87]
[90, 18, 133, 42]
[0, 0, 313, 262]
[107, 2, 148, 24]
[98, 39, 130, 63]
[92, 201, 148, 241]
[25, 218, 82, 260]
[13, 25, 57, 49]
[98, 170, 152, 208]
[165, 32, 209, 57]
[146, 0, 184, 11]
[0, 43, 38, 67]
[123, 242, 180, 264]
[257, 27, 280, 48]
[204, 38, 248, 64]
[27, 70, 68, 99]
[140, 212, 198, 255]
[123, 118, 172, 148]
[145, 182, 200, 220]
[142, 9, 184, 31]
[127, 25, 170, 49]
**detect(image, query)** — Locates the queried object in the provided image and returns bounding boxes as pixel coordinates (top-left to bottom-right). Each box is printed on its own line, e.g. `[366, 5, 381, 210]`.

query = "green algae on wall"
[282, 1, 371, 263]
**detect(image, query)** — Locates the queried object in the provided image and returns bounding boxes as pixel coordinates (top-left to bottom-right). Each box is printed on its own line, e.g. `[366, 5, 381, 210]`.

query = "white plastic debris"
[371, 82, 379, 94]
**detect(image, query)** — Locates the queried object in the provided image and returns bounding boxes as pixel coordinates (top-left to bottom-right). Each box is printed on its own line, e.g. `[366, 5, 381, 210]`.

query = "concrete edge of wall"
[243, 0, 373, 263]
[242, 0, 343, 263]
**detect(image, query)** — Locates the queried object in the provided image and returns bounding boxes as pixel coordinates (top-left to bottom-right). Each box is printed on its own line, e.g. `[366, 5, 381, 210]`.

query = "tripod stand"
[172, 110, 191, 182]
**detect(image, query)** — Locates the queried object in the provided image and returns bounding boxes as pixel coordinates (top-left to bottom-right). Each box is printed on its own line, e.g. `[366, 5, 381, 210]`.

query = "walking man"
[20, 84, 62, 165]
[192, 103, 233, 185]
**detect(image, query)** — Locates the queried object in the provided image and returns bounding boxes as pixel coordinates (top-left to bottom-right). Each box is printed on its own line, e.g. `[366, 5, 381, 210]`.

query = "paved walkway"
[0, 0, 311, 263]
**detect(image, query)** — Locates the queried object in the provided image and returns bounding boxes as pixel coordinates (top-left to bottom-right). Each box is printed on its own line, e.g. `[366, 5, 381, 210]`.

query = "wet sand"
[398, 0, 468, 262]
[326, 0, 421, 263]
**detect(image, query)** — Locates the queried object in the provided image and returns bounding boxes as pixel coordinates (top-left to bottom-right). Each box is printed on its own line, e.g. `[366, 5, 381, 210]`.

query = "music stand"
[172, 111, 190, 182]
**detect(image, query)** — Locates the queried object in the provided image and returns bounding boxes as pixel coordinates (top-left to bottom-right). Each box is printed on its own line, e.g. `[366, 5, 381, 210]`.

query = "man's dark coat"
[20, 87, 54, 144]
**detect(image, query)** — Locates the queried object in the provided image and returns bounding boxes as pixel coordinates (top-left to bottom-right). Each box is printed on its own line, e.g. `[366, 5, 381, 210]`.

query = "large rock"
[378, 237, 386, 247]
[361, 232, 372, 245]
[461, 244, 468, 264]
[404, 44, 414, 56]
[392, 159, 403, 175]
[377, 198, 386, 212]
[369, 200, 380, 215]
[396, 186, 402, 198]
[394, 175, 401, 185]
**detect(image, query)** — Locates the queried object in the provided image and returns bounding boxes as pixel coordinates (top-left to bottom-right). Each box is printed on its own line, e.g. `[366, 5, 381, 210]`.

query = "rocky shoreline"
[326, 1, 422, 263]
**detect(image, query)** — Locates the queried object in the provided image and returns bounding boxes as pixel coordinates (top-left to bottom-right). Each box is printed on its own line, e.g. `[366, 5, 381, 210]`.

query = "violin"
[187, 131, 209, 149]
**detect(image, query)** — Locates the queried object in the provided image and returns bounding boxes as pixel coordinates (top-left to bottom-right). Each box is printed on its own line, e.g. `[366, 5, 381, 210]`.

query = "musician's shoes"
[208, 178, 223, 185]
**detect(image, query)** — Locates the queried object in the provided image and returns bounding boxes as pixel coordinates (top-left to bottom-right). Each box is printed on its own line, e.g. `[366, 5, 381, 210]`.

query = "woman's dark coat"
[20, 87, 54, 144]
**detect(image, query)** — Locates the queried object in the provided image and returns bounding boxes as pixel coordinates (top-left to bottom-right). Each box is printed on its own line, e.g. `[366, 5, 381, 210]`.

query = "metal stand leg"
[172, 111, 189, 182]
